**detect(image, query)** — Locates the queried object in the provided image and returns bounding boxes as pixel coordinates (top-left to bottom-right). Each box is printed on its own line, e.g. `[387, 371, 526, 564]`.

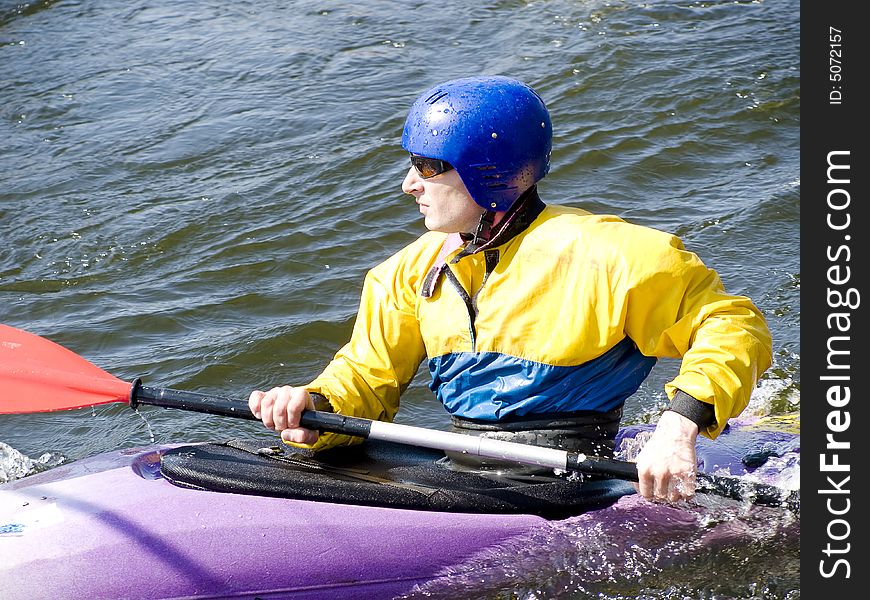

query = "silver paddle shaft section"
[369, 420, 572, 470]
[297, 410, 643, 478]
[301, 410, 641, 480]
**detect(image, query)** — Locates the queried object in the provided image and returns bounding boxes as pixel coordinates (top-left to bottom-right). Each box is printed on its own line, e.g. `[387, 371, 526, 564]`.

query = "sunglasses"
[409, 154, 454, 179]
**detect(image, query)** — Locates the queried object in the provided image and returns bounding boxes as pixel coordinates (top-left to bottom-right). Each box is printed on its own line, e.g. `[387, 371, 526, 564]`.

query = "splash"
[0, 442, 66, 483]
[398, 494, 799, 599]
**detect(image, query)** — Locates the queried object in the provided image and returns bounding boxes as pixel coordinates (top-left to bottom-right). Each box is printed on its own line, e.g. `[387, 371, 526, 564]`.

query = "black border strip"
[802, 2, 869, 595]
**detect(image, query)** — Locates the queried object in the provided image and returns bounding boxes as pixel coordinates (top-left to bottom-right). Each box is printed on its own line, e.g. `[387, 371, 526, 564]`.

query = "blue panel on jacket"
[428, 337, 657, 420]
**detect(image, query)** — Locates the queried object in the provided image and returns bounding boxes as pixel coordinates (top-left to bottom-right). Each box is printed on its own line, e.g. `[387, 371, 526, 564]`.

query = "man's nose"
[402, 166, 423, 195]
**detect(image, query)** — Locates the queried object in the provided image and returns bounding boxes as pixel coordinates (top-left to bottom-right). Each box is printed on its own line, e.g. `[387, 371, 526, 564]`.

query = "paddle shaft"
[133, 385, 800, 511]
[132, 382, 636, 479]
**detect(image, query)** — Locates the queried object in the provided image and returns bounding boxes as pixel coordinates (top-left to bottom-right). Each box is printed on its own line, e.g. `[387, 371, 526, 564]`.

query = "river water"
[1, 0, 799, 597]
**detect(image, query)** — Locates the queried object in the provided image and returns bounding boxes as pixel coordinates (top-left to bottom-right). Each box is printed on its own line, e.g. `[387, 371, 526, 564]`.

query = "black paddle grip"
[128, 381, 371, 438]
[131, 381, 259, 421]
[299, 411, 373, 438]
[567, 452, 640, 481]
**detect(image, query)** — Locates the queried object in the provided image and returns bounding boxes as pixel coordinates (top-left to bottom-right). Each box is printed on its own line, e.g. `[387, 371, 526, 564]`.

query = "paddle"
[0, 324, 799, 512]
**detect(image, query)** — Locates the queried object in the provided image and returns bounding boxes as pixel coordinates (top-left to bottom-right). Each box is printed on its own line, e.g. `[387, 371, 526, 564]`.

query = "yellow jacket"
[305, 203, 772, 450]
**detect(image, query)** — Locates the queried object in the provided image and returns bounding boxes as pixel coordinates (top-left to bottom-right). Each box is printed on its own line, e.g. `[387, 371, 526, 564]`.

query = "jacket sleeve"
[619, 227, 773, 440]
[300, 249, 428, 451]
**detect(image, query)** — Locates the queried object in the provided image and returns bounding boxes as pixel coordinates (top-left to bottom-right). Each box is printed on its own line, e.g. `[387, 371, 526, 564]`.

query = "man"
[249, 76, 772, 504]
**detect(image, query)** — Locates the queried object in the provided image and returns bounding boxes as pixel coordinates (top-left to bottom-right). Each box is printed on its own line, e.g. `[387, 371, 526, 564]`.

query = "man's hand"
[248, 385, 319, 445]
[633, 410, 699, 502]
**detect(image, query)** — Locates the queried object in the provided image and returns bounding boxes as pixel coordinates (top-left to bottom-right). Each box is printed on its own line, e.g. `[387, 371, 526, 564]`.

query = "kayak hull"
[1, 446, 545, 599]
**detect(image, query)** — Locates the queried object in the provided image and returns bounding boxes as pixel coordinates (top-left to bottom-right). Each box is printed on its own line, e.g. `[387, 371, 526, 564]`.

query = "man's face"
[402, 165, 484, 234]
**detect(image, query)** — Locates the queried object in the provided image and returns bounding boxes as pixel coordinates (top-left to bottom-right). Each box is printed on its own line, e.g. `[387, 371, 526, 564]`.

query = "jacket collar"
[452, 186, 545, 262]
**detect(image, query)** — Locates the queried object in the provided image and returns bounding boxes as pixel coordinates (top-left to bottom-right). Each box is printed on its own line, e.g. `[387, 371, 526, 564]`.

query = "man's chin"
[424, 218, 444, 232]
[424, 217, 472, 235]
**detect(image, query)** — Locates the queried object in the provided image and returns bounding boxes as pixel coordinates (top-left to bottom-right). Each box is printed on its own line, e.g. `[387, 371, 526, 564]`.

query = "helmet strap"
[472, 210, 496, 246]
[455, 186, 544, 260]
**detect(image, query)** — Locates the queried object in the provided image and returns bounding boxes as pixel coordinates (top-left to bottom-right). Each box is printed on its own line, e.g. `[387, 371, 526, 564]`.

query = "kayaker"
[248, 76, 772, 504]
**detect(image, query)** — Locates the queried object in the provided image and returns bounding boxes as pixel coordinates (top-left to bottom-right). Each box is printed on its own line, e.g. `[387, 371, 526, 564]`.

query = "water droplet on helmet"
[432, 129, 438, 135]
[491, 132, 498, 139]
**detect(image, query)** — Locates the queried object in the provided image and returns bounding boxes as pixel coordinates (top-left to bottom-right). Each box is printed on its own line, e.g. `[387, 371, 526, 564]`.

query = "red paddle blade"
[0, 325, 132, 414]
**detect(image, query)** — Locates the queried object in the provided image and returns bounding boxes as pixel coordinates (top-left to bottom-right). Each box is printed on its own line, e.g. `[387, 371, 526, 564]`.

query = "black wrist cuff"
[667, 390, 716, 429]
[309, 392, 335, 413]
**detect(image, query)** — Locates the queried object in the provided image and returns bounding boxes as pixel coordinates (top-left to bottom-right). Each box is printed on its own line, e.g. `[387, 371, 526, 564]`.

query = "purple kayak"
[0, 416, 799, 600]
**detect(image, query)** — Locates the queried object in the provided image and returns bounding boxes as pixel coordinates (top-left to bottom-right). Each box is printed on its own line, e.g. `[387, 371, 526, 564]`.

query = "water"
[1, 0, 799, 597]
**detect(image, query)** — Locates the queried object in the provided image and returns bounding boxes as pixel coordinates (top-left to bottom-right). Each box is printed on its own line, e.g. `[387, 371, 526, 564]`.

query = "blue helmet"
[401, 76, 552, 212]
